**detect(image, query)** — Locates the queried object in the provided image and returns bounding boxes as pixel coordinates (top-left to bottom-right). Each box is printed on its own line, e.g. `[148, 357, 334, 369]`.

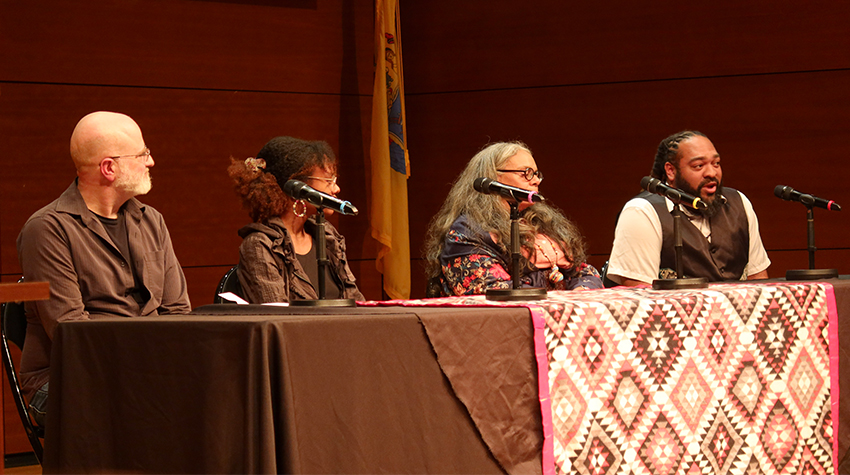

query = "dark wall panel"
[0, 0, 373, 94]
[769, 249, 850, 280]
[348, 258, 383, 301]
[1, 0, 381, 456]
[0, 84, 376, 290]
[404, 69, 850, 290]
[401, 0, 850, 93]
[186, 266, 235, 307]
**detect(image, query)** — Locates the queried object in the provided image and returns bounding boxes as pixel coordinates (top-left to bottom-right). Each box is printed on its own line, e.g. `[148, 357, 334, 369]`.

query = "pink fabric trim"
[530, 305, 555, 475]
[362, 282, 836, 475]
[359, 297, 489, 307]
[825, 283, 839, 475]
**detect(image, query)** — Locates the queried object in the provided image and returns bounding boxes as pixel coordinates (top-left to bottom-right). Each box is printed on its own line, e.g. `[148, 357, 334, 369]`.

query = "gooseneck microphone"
[774, 185, 841, 211]
[282, 180, 359, 216]
[640, 176, 707, 211]
[473, 177, 545, 203]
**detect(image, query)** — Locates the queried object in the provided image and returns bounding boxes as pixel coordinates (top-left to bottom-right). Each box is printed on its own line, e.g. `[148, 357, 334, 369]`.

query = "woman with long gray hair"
[423, 141, 601, 297]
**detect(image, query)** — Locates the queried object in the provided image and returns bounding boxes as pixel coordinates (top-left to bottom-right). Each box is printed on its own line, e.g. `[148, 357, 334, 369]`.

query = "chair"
[600, 260, 618, 288]
[213, 265, 243, 304]
[425, 275, 442, 298]
[1, 283, 45, 464]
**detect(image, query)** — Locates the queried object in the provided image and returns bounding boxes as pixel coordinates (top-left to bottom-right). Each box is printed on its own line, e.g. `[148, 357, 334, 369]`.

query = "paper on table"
[218, 292, 248, 304]
[217, 292, 290, 306]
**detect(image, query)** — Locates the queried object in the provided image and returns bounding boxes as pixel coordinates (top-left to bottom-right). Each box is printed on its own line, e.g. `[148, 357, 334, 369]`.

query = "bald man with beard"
[17, 111, 191, 425]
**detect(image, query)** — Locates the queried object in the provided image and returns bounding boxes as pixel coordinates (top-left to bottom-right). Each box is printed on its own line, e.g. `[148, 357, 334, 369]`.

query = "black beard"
[673, 174, 724, 218]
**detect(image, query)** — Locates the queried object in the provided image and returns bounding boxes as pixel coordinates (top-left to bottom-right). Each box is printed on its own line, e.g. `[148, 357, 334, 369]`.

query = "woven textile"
[368, 282, 837, 474]
[536, 283, 835, 475]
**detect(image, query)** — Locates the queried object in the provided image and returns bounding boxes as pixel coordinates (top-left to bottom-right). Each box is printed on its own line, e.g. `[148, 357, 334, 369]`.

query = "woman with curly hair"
[228, 136, 364, 303]
[423, 141, 602, 297]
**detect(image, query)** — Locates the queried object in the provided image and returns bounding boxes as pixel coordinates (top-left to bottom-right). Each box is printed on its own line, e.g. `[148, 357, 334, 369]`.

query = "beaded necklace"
[537, 236, 564, 284]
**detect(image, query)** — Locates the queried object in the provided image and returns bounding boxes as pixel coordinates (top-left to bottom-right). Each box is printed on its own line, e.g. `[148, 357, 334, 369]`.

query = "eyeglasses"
[306, 175, 338, 185]
[107, 148, 151, 161]
[497, 167, 543, 182]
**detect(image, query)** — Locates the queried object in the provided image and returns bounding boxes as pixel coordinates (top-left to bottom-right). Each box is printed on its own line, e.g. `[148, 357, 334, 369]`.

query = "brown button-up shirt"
[17, 181, 191, 399]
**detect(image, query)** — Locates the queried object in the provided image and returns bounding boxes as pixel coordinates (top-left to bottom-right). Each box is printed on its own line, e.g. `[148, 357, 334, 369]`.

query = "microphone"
[640, 176, 707, 210]
[473, 177, 545, 203]
[282, 180, 359, 216]
[774, 185, 841, 211]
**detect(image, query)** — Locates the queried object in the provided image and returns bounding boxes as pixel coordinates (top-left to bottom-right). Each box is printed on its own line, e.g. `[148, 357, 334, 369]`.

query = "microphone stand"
[652, 203, 709, 290]
[785, 204, 838, 280]
[511, 201, 521, 289]
[486, 202, 547, 301]
[291, 207, 357, 307]
[808, 205, 815, 269]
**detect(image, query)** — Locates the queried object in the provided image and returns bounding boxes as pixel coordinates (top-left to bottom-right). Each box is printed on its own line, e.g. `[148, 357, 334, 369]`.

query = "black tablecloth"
[42, 307, 524, 474]
[42, 279, 850, 474]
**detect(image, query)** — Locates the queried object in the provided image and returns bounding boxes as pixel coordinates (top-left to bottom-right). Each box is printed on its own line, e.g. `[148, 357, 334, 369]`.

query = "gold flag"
[370, 0, 410, 299]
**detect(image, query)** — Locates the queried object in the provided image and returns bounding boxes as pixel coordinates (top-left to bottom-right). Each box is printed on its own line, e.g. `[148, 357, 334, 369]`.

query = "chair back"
[214, 265, 243, 304]
[425, 275, 442, 298]
[600, 260, 619, 288]
[3, 299, 27, 349]
[1, 285, 45, 464]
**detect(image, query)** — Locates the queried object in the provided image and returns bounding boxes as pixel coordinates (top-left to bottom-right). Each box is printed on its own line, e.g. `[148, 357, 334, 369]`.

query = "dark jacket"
[237, 217, 364, 303]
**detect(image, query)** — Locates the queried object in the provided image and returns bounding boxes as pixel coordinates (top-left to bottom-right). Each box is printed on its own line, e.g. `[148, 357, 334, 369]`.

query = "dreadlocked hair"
[651, 130, 707, 182]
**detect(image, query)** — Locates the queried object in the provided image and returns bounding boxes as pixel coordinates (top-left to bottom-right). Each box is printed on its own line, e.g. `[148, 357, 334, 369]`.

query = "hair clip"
[244, 157, 266, 173]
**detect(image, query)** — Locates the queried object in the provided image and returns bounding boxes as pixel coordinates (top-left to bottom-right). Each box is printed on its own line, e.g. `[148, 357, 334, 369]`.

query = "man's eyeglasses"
[107, 148, 151, 160]
[497, 167, 543, 182]
[306, 175, 338, 185]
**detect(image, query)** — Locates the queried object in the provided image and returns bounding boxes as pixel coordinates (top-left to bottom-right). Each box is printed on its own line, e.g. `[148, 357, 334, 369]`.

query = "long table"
[42, 306, 524, 474]
[42, 280, 850, 474]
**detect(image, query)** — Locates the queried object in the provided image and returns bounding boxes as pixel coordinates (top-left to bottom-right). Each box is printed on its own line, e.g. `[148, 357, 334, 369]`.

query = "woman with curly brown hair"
[228, 136, 364, 303]
[423, 141, 602, 297]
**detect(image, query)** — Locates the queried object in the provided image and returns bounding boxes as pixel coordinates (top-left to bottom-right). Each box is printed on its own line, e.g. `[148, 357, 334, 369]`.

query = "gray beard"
[115, 172, 152, 196]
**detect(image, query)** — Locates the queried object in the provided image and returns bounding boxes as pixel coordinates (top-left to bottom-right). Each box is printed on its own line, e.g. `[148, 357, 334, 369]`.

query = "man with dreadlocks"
[607, 130, 770, 286]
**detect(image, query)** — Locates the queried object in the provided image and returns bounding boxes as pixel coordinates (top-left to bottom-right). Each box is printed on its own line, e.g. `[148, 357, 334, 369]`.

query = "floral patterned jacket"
[430, 214, 602, 297]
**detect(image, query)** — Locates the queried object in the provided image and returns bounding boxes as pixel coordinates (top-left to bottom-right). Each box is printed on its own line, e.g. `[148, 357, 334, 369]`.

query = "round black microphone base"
[291, 298, 358, 307]
[785, 269, 839, 281]
[652, 277, 709, 290]
[485, 287, 547, 301]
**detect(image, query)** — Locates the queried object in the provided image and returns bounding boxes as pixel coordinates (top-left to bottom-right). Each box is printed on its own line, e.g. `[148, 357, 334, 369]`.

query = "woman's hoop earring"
[292, 199, 308, 218]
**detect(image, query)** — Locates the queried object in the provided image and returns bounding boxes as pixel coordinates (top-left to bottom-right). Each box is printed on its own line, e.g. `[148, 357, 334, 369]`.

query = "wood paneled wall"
[400, 1, 850, 296]
[0, 0, 378, 455]
[0, 0, 381, 295]
[1, 0, 849, 458]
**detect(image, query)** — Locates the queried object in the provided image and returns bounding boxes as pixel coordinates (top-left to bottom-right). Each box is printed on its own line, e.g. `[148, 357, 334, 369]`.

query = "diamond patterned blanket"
[368, 282, 838, 475]
[535, 283, 837, 475]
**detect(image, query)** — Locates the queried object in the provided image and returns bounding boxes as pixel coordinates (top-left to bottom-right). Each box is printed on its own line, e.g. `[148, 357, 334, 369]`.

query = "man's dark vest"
[640, 188, 749, 282]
